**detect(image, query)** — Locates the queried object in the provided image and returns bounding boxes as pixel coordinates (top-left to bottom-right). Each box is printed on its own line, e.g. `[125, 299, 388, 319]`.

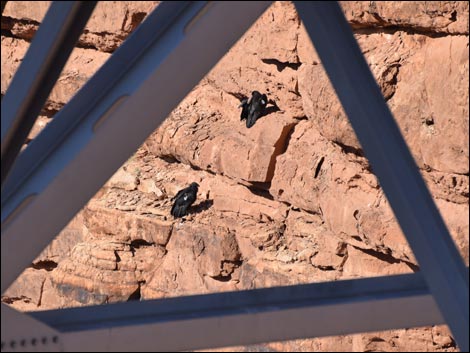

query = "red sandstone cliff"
[1, 1, 468, 351]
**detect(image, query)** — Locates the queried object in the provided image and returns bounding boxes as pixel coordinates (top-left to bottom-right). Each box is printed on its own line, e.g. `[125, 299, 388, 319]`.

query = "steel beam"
[2, 1, 467, 352]
[1, 1, 96, 186]
[294, 1, 469, 350]
[1, 304, 61, 352]
[1, 1, 272, 294]
[30, 273, 443, 352]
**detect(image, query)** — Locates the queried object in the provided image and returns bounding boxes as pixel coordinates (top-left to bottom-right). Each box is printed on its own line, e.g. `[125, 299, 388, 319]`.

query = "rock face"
[149, 83, 298, 183]
[2, 2, 468, 352]
[2, 1, 160, 51]
[341, 1, 469, 34]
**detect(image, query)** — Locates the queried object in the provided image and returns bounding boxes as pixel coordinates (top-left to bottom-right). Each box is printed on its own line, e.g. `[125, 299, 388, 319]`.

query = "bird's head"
[190, 182, 200, 190]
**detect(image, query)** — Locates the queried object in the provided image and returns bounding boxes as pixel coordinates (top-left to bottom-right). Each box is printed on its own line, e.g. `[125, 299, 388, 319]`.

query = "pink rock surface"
[2, 2, 466, 352]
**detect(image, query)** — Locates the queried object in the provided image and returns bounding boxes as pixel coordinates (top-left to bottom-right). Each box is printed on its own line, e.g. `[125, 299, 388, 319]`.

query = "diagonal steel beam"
[1, 1, 272, 294]
[294, 1, 469, 350]
[1, 1, 97, 186]
[1, 1, 193, 204]
[30, 272, 443, 352]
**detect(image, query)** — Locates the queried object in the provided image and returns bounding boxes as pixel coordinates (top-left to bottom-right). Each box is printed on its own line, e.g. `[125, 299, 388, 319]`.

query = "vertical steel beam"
[294, 2, 469, 350]
[1, 1, 96, 186]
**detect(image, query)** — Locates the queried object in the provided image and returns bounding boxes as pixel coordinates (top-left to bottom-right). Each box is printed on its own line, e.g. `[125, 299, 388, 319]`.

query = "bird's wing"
[171, 187, 187, 201]
[240, 107, 248, 121]
[171, 202, 177, 215]
[240, 100, 249, 121]
[171, 188, 195, 218]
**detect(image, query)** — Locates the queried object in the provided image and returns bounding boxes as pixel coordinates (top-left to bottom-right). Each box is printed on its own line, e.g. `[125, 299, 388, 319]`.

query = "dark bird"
[171, 182, 199, 218]
[239, 91, 268, 128]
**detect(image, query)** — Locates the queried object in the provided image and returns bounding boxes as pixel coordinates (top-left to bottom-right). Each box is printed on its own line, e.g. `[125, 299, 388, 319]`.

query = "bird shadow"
[257, 100, 281, 121]
[264, 103, 281, 116]
[235, 93, 249, 102]
[188, 199, 214, 215]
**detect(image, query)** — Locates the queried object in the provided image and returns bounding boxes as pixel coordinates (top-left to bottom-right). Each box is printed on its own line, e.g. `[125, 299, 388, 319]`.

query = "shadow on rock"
[188, 199, 214, 215]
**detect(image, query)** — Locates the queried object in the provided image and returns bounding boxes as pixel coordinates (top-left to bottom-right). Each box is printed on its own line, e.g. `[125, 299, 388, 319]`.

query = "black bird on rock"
[239, 90, 268, 128]
[171, 182, 199, 218]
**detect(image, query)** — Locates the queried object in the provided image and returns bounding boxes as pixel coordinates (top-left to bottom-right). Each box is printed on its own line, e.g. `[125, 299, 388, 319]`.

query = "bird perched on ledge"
[239, 90, 268, 128]
[171, 182, 199, 218]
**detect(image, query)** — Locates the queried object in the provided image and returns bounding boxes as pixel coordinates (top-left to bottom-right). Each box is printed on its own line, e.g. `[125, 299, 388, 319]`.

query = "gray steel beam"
[1, 304, 61, 352]
[2, 1, 466, 352]
[294, 1, 469, 350]
[30, 272, 443, 351]
[1, 1, 272, 293]
[1, 1, 96, 186]
[1, 1, 193, 203]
